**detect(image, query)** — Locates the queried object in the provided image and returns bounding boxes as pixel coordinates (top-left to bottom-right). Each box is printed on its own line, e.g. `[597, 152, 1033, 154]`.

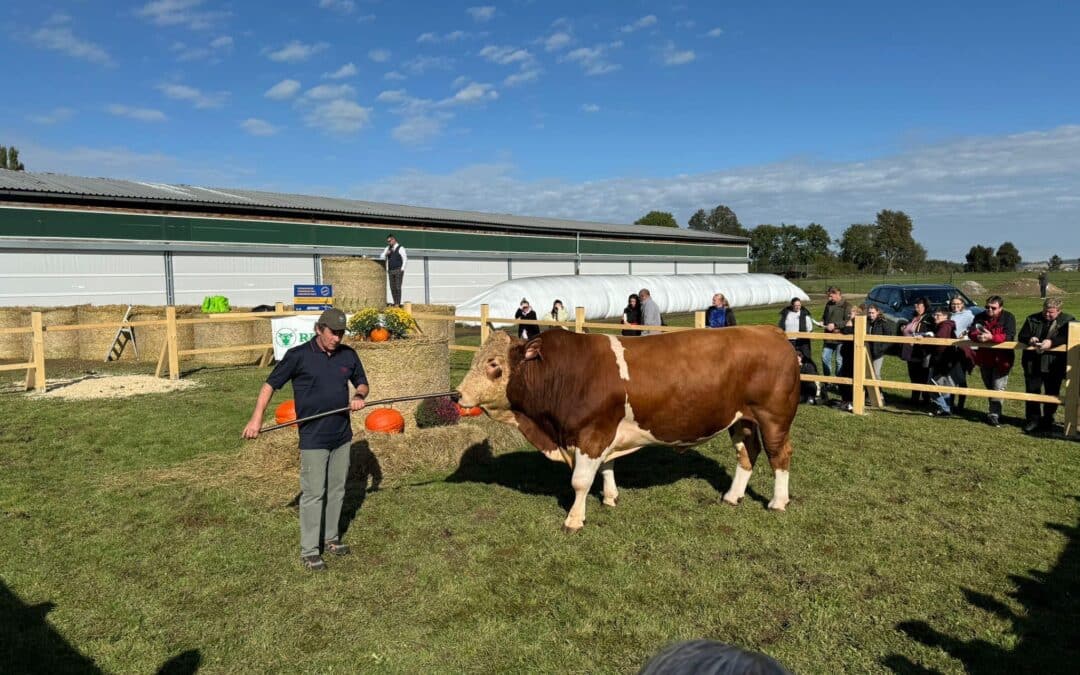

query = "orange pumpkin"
[455, 402, 484, 417]
[274, 400, 297, 427]
[364, 407, 405, 433]
[369, 326, 391, 342]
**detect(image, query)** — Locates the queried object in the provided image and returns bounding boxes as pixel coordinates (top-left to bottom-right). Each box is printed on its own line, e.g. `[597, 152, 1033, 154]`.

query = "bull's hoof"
[721, 494, 741, 506]
[767, 499, 789, 511]
[561, 524, 583, 534]
[602, 495, 619, 507]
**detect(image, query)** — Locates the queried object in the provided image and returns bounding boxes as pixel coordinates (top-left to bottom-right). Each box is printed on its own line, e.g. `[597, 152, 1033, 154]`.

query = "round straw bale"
[408, 303, 455, 345]
[321, 257, 386, 311]
[0, 307, 31, 360]
[345, 336, 450, 420]
[40, 306, 81, 359]
[191, 309, 258, 365]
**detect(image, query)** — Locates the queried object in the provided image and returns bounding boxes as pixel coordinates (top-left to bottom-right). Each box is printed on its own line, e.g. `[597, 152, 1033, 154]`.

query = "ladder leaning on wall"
[104, 305, 138, 362]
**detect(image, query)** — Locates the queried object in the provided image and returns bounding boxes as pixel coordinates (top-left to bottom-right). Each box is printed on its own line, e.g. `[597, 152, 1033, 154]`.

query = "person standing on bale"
[242, 308, 369, 572]
[379, 233, 408, 307]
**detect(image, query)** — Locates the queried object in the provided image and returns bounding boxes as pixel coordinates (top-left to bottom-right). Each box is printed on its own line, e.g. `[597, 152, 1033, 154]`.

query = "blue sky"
[3, 0, 1079, 261]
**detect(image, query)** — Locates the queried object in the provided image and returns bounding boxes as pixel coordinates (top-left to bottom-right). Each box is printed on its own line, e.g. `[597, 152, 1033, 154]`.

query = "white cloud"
[323, 63, 358, 79]
[677, 20, 696, 29]
[661, 42, 696, 66]
[384, 71, 406, 81]
[265, 40, 328, 63]
[157, 83, 228, 109]
[441, 82, 497, 106]
[302, 84, 357, 101]
[106, 104, 168, 122]
[706, 27, 724, 37]
[347, 125, 1080, 261]
[318, 0, 355, 13]
[403, 55, 454, 74]
[240, 118, 280, 136]
[504, 69, 541, 87]
[417, 32, 437, 43]
[543, 31, 572, 52]
[393, 115, 446, 146]
[479, 45, 533, 66]
[562, 43, 621, 76]
[265, 79, 302, 100]
[581, 103, 599, 113]
[31, 26, 114, 66]
[210, 35, 233, 48]
[304, 99, 372, 135]
[368, 48, 391, 63]
[417, 30, 471, 43]
[172, 34, 233, 62]
[136, 0, 229, 31]
[467, 6, 496, 22]
[27, 107, 76, 125]
[620, 15, 657, 33]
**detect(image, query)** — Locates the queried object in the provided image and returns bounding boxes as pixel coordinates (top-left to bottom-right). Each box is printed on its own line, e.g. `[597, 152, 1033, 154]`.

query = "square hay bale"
[409, 304, 456, 345]
[0, 307, 31, 360]
[321, 257, 387, 311]
[346, 336, 451, 419]
[191, 310, 258, 365]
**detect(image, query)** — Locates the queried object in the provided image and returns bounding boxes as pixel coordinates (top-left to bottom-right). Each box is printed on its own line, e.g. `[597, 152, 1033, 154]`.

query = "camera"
[973, 323, 985, 332]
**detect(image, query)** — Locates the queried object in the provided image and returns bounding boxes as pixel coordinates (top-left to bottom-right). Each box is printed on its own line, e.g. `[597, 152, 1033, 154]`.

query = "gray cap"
[317, 308, 347, 331]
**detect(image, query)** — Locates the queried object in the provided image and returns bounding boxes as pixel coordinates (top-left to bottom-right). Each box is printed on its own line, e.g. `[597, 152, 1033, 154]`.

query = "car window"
[884, 288, 902, 308]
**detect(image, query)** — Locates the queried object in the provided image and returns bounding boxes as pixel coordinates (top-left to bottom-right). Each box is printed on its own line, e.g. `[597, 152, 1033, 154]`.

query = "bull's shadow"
[882, 496, 1080, 674]
[446, 443, 768, 510]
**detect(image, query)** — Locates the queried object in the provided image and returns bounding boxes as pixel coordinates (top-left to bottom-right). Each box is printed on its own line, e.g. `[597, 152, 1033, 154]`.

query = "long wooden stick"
[256, 391, 460, 434]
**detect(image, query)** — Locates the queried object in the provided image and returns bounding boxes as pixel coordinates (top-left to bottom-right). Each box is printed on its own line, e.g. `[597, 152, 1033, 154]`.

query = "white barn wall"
[427, 259, 508, 305]
[511, 260, 576, 278]
[631, 261, 676, 275]
[172, 254, 313, 306]
[0, 251, 166, 307]
[579, 261, 630, 275]
[678, 262, 714, 274]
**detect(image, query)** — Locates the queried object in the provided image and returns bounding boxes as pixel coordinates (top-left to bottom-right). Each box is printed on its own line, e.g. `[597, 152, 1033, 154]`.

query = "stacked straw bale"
[191, 309, 258, 365]
[41, 306, 82, 359]
[345, 336, 450, 420]
[75, 305, 182, 361]
[321, 257, 386, 311]
[0, 307, 31, 360]
[408, 304, 456, 345]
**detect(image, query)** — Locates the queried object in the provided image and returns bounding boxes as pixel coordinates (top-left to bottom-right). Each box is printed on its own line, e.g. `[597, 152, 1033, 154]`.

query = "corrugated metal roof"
[0, 169, 746, 244]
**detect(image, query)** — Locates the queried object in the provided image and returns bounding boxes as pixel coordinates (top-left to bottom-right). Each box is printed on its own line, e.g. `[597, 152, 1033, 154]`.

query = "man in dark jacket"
[1018, 297, 1074, 433]
[968, 295, 1016, 427]
[820, 286, 852, 383]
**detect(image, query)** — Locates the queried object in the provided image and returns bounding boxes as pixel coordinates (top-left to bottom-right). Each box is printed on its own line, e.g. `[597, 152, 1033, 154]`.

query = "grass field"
[1, 284, 1079, 673]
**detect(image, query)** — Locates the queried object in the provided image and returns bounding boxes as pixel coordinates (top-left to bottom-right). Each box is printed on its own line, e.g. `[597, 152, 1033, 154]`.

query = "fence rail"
[3, 302, 1077, 436]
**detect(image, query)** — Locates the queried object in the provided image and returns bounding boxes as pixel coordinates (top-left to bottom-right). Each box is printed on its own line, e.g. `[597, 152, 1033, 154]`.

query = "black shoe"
[1039, 417, 1056, 432]
[302, 555, 327, 572]
[324, 539, 350, 556]
[929, 409, 951, 418]
[986, 414, 1000, 427]
[1022, 419, 1040, 433]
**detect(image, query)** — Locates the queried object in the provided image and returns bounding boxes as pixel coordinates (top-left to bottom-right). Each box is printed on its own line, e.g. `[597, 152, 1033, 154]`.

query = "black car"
[865, 284, 980, 324]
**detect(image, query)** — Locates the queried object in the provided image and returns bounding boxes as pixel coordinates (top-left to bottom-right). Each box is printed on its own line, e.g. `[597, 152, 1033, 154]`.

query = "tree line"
[0, 145, 26, 171]
[635, 204, 1042, 273]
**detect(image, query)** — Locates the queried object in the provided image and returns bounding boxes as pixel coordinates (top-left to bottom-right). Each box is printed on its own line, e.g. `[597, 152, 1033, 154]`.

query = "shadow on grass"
[1, 579, 102, 673]
[883, 496, 1080, 674]
[445, 444, 752, 510]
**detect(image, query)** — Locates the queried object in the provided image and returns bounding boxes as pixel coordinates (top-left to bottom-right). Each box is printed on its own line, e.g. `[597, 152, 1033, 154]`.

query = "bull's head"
[456, 331, 515, 414]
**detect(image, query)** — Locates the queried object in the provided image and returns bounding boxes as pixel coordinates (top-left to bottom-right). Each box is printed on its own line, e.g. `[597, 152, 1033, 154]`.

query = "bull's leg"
[601, 460, 618, 507]
[722, 420, 761, 505]
[757, 413, 794, 511]
[564, 448, 603, 533]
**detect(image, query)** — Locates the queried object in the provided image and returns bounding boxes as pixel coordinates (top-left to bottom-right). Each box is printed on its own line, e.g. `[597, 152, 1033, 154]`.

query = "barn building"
[0, 169, 748, 307]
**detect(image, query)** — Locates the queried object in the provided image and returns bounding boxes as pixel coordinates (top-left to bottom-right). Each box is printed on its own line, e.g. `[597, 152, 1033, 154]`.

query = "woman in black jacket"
[778, 298, 814, 362]
[622, 293, 643, 336]
[899, 297, 934, 404]
[514, 298, 540, 340]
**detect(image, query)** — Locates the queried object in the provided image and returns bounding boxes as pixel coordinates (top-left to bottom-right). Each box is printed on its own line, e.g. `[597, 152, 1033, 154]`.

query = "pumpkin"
[455, 402, 484, 417]
[274, 400, 297, 427]
[369, 326, 391, 342]
[364, 407, 405, 434]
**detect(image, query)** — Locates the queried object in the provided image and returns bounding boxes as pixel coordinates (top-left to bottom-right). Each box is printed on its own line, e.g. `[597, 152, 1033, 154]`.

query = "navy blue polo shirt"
[266, 338, 368, 449]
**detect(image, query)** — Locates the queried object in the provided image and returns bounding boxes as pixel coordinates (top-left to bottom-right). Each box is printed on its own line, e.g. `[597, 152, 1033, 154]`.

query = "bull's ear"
[491, 331, 511, 345]
[523, 336, 543, 361]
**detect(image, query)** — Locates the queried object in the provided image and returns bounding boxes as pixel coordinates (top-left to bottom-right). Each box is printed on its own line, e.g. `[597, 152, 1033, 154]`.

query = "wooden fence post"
[404, 302, 412, 314]
[275, 302, 285, 313]
[166, 306, 179, 380]
[1064, 321, 1080, 437]
[852, 318, 867, 415]
[575, 306, 586, 333]
[26, 312, 46, 393]
[479, 304, 490, 345]
[694, 311, 706, 329]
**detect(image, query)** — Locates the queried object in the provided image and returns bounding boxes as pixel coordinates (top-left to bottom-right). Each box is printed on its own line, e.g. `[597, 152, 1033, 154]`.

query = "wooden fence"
[3, 302, 1077, 437]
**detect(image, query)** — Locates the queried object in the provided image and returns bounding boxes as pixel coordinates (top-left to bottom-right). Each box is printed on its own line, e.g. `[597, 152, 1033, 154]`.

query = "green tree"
[0, 145, 26, 171]
[800, 223, 833, 262]
[748, 224, 782, 269]
[634, 211, 678, 228]
[965, 245, 997, 272]
[687, 209, 708, 230]
[875, 210, 924, 273]
[995, 241, 1022, 271]
[838, 224, 879, 271]
[1048, 254, 1063, 271]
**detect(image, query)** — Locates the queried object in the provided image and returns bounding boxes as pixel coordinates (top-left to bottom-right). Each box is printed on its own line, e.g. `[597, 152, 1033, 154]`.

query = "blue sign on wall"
[294, 284, 334, 310]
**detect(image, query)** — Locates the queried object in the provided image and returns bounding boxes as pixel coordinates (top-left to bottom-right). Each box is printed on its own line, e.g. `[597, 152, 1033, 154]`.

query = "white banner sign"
[271, 316, 318, 360]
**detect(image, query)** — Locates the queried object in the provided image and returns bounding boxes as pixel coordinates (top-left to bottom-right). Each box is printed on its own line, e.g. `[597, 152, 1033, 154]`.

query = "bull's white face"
[457, 331, 515, 414]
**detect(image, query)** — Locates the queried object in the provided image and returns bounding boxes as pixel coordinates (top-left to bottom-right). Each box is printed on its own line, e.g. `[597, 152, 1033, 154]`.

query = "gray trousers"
[388, 268, 405, 306]
[978, 366, 1008, 417]
[299, 441, 351, 558]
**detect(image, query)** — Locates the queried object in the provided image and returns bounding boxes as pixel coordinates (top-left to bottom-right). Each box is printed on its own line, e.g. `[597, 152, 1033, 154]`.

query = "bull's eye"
[486, 361, 503, 380]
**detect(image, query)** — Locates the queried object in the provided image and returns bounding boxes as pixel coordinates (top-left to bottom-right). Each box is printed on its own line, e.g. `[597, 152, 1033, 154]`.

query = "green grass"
[2, 285, 1079, 673]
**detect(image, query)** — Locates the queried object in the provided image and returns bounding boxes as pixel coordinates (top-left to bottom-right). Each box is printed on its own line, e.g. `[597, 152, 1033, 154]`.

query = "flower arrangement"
[346, 306, 417, 339]
[415, 396, 460, 428]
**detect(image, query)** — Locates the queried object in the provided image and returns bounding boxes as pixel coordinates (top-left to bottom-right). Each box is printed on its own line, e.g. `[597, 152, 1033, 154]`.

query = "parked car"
[865, 284, 981, 324]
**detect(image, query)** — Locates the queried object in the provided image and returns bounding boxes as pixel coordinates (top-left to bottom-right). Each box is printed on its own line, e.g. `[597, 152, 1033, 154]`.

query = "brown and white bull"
[456, 326, 801, 532]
